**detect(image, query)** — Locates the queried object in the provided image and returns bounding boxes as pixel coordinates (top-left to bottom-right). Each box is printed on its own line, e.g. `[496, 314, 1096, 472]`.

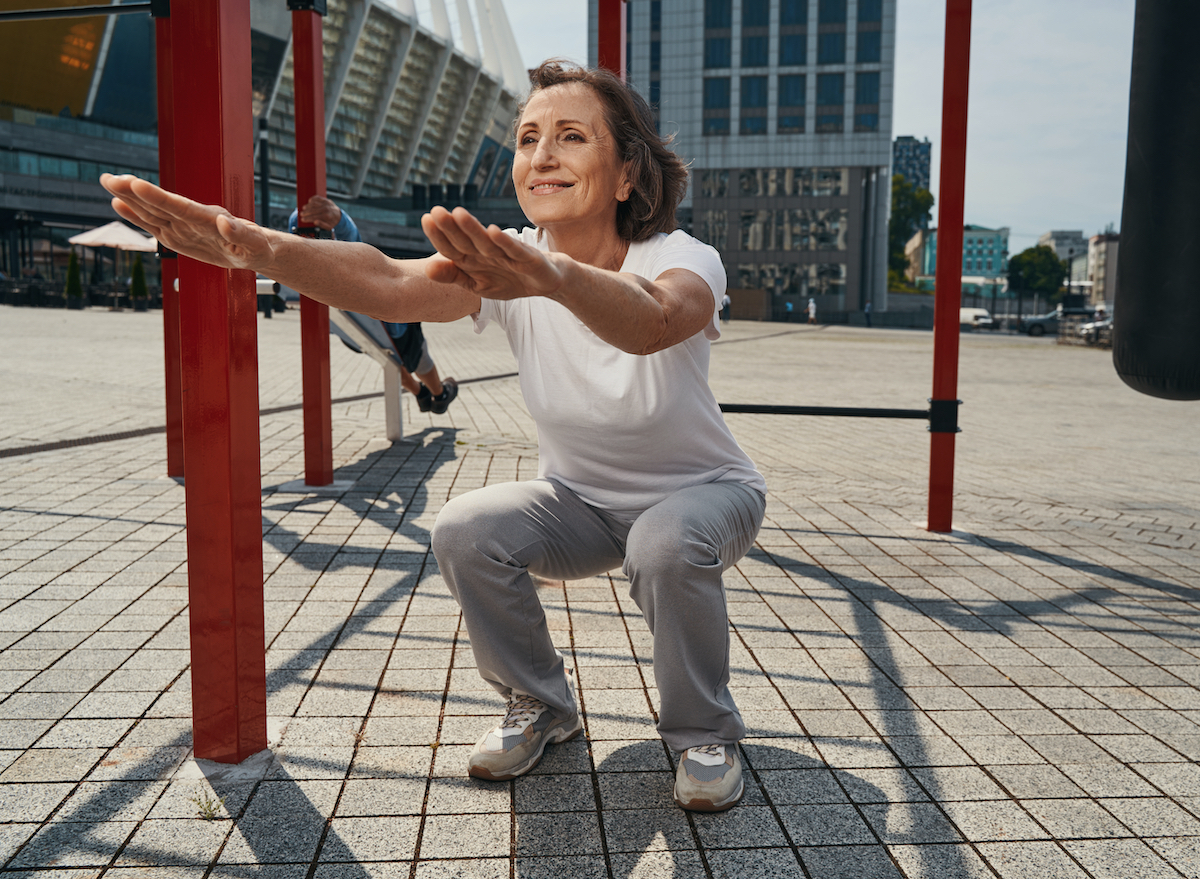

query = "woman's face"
[512, 83, 632, 235]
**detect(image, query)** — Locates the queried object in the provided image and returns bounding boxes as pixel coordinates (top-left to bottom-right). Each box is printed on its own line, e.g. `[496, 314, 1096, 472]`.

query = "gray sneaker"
[468, 674, 583, 781]
[673, 744, 744, 812]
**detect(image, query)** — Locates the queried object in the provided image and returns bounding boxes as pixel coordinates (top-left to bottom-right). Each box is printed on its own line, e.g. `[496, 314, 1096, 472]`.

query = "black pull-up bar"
[719, 399, 961, 433]
[0, 0, 164, 22]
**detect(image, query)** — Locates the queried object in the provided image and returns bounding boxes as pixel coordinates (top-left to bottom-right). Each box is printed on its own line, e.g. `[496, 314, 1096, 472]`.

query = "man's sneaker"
[673, 744, 743, 812]
[415, 383, 433, 412]
[430, 378, 458, 414]
[468, 673, 582, 781]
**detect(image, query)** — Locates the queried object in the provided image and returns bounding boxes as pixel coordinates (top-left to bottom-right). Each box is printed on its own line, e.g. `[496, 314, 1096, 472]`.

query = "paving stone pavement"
[1, 303, 1199, 879]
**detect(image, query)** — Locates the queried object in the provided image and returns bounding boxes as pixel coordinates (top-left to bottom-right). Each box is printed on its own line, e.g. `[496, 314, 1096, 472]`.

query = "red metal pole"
[172, 0, 267, 762]
[154, 13, 184, 479]
[596, 0, 627, 80]
[292, 5, 333, 486]
[926, 0, 972, 533]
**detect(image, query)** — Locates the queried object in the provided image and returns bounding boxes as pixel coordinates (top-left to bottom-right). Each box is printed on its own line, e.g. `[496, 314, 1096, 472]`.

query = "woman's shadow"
[517, 739, 890, 879]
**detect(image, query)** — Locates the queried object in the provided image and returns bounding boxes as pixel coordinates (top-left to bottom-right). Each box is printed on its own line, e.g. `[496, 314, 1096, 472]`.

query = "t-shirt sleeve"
[644, 230, 727, 340]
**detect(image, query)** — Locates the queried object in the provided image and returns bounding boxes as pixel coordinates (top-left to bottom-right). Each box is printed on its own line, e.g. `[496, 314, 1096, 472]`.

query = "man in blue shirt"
[290, 196, 458, 414]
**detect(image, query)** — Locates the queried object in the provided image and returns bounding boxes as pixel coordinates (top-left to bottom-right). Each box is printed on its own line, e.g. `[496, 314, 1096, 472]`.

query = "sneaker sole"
[673, 778, 744, 812]
[467, 715, 583, 782]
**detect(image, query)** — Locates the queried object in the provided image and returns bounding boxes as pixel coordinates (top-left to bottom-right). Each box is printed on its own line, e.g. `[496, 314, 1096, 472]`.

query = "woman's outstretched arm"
[101, 174, 481, 323]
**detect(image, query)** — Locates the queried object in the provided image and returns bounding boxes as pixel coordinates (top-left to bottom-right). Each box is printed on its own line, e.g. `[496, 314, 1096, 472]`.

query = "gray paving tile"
[115, 819, 232, 867]
[797, 844, 903, 879]
[319, 816, 423, 862]
[976, 841, 1089, 878]
[941, 800, 1049, 842]
[514, 812, 603, 857]
[887, 843, 995, 878]
[511, 855, 608, 879]
[707, 847, 806, 879]
[1063, 838, 1180, 879]
[10, 820, 137, 868]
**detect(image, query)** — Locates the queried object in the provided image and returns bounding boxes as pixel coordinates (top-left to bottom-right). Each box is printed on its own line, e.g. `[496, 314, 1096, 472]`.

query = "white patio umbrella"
[68, 221, 157, 251]
[68, 221, 157, 285]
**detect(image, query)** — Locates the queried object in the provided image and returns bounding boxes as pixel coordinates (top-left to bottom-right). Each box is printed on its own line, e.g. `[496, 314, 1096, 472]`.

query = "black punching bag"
[1113, 0, 1200, 400]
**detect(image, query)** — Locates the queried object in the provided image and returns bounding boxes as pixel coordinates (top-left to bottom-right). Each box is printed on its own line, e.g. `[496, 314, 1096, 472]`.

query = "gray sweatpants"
[430, 477, 766, 752]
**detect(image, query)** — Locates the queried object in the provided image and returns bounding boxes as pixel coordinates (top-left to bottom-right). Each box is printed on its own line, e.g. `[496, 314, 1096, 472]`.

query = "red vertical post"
[597, 0, 627, 80]
[291, 2, 333, 486]
[926, 0, 972, 533]
[171, 0, 267, 762]
[154, 12, 184, 478]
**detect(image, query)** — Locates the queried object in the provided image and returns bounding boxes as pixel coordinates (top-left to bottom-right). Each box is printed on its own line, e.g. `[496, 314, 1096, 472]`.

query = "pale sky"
[500, 0, 1136, 255]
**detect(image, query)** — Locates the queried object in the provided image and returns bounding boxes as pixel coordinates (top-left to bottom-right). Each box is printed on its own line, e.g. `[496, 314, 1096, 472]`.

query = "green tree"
[130, 254, 148, 299]
[66, 249, 83, 300]
[1007, 245, 1063, 299]
[888, 174, 934, 274]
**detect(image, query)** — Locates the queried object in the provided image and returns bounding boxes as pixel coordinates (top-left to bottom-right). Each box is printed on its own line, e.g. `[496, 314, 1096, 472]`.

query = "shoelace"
[691, 743, 725, 758]
[500, 694, 547, 730]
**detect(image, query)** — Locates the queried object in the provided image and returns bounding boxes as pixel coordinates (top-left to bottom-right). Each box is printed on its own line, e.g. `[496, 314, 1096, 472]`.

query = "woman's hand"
[100, 174, 276, 273]
[421, 206, 565, 300]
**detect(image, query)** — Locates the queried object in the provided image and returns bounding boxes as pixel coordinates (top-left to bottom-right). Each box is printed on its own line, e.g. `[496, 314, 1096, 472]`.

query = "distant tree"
[1007, 245, 1063, 299]
[888, 174, 934, 274]
[66, 249, 83, 299]
[130, 255, 148, 298]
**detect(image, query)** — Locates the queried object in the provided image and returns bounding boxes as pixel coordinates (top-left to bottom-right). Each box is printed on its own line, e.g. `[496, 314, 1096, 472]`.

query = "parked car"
[1078, 316, 1113, 346]
[1019, 306, 1096, 336]
[959, 307, 997, 331]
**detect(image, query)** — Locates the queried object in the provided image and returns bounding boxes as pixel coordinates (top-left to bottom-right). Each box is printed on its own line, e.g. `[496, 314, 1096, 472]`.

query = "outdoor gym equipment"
[1112, 0, 1200, 401]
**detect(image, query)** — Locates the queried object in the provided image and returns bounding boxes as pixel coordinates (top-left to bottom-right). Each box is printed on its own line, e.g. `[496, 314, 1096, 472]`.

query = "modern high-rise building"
[892, 134, 930, 192]
[600, 0, 895, 317]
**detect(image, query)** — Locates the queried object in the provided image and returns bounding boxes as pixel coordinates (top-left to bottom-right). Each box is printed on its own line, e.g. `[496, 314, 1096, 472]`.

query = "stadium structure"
[0, 0, 531, 279]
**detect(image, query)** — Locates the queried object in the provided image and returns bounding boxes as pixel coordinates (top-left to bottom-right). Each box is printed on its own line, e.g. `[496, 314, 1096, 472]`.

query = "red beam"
[292, 8, 333, 486]
[596, 0, 626, 80]
[172, 0, 267, 762]
[926, 0, 972, 533]
[154, 15, 183, 478]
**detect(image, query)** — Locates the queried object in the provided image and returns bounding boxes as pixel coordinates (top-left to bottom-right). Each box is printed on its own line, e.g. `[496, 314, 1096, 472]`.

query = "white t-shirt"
[472, 227, 766, 519]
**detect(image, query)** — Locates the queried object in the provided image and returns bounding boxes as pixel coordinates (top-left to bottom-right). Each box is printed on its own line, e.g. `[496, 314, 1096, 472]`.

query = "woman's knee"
[431, 490, 499, 565]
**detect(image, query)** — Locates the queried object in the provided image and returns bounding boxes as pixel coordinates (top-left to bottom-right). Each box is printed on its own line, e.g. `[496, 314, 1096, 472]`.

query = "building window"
[740, 117, 767, 135]
[705, 37, 731, 68]
[778, 73, 806, 108]
[741, 75, 768, 108]
[858, 0, 882, 22]
[856, 29, 881, 63]
[704, 77, 731, 108]
[742, 35, 769, 67]
[855, 71, 879, 105]
[781, 0, 808, 25]
[742, 0, 769, 27]
[816, 73, 844, 132]
[818, 0, 846, 25]
[779, 33, 807, 65]
[649, 80, 661, 106]
[818, 32, 845, 64]
[650, 0, 661, 30]
[854, 112, 878, 132]
[705, 0, 732, 29]
[704, 76, 731, 136]
[650, 41, 661, 72]
[778, 115, 804, 134]
[816, 72, 844, 106]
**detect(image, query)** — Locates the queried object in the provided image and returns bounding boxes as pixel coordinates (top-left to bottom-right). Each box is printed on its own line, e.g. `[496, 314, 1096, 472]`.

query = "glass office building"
[597, 0, 895, 316]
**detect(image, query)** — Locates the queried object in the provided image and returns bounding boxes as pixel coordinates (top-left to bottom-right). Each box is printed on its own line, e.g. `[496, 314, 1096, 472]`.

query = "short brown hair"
[519, 60, 688, 242]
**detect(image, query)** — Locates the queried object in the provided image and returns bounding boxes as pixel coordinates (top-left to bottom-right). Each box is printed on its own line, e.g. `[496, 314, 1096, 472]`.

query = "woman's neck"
[542, 223, 630, 273]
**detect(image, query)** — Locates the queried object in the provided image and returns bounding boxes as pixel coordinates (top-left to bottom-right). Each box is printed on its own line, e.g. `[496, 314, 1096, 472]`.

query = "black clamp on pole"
[157, 243, 177, 260]
[287, 0, 327, 13]
[927, 398, 962, 433]
[150, 0, 169, 17]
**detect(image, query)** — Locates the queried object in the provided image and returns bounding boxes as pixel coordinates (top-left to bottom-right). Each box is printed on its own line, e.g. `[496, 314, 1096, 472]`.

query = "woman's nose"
[532, 138, 557, 168]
